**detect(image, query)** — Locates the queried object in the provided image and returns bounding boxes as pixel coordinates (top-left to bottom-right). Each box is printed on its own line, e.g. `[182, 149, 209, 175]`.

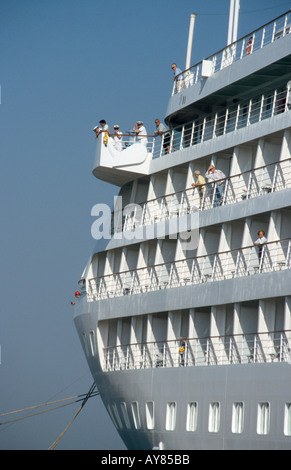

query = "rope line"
[48, 383, 97, 450]
[0, 391, 98, 418]
[0, 388, 99, 426]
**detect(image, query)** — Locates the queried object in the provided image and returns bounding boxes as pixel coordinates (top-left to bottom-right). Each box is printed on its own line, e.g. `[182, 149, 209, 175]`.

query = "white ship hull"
[74, 8, 291, 450]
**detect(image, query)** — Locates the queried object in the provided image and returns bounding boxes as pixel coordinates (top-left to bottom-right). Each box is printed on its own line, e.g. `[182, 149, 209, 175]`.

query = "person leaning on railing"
[93, 119, 110, 139]
[132, 121, 148, 147]
[171, 63, 184, 93]
[191, 170, 206, 208]
[205, 165, 226, 207]
[154, 118, 171, 154]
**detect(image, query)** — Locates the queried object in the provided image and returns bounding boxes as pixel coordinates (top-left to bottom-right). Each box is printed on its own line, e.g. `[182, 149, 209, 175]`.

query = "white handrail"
[88, 239, 291, 302]
[103, 329, 291, 372]
[111, 157, 291, 234]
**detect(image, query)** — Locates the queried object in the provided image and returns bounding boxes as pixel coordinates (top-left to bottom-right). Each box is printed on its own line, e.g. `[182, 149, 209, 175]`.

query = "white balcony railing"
[172, 11, 291, 95]
[109, 84, 290, 162]
[88, 239, 291, 302]
[112, 157, 291, 234]
[103, 329, 291, 372]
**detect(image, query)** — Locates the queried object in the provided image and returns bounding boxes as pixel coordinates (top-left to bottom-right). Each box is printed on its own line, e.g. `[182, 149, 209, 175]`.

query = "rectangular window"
[145, 401, 155, 430]
[89, 330, 97, 356]
[186, 402, 198, 432]
[131, 402, 141, 430]
[106, 404, 118, 429]
[112, 403, 123, 429]
[231, 402, 244, 434]
[166, 402, 176, 431]
[120, 402, 131, 429]
[284, 403, 291, 436]
[208, 402, 220, 433]
[257, 402, 270, 435]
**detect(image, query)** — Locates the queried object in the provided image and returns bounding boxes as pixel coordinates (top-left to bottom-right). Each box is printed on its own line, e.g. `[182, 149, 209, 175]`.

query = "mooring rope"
[48, 383, 97, 450]
[0, 389, 99, 426]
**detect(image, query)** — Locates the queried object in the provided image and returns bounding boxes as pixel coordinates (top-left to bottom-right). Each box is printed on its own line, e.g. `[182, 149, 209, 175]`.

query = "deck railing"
[112, 157, 291, 234]
[110, 84, 290, 162]
[88, 238, 291, 302]
[103, 329, 291, 372]
[172, 11, 291, 95]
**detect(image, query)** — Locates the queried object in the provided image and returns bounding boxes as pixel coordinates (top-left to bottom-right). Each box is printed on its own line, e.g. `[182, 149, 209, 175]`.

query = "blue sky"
[0, 0, 289, 451]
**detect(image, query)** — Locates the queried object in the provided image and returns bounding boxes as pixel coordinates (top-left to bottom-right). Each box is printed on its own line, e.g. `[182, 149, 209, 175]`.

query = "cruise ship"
[73, 3, 291, 450]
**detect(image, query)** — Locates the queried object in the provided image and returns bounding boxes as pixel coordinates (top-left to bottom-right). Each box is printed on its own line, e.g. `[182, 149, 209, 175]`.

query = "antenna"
[185, 13, 197, 70]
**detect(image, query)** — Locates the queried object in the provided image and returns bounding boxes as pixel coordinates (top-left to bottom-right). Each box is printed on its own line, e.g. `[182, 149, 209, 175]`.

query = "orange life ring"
[246, 37, 253, 55]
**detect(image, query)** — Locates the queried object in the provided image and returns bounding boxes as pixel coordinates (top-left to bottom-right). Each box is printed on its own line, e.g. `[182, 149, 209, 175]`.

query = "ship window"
[166, 402, 176, 431]
[231, 402, 244, 434]
[145, 401, 155, 430]
[257, 402, 270, 435]
[131, 401, 141, 430]
[120, 402, 131, 429]
[82, 332, 89, 356]
[208, 402, 220, 433]
[89, 330, 97, 356]
[284, 403, 291, 436]
[106, 404, 118, 429]
[112, 403, 123, 429]
[186, 402, 198, 432]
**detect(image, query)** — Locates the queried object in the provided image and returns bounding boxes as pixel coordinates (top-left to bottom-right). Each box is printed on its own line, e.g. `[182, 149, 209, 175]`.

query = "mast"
[227, 0, 240, 45]
[185, 13, 197, 70]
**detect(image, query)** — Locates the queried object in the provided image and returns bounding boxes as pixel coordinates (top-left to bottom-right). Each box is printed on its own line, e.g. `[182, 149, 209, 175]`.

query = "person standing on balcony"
[133, 121, 148, 148]
[205, 165, 226, 207]
[172, 63, 184, 93]
[192, 170, 206, 208]
[179, 337, 187, 366]
[154, 119, 171, 154]
[113, 125, 123, 151]
[254, 230, 267, 263]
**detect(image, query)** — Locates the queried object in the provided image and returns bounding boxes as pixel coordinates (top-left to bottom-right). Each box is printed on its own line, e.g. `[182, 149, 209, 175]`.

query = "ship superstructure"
[74, 7, 291, 450]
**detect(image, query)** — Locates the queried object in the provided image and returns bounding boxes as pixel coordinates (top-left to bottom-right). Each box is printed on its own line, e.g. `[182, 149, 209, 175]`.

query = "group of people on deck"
[93, 118, 171, 153]
[191, 165, 226, 208]
[92, 63, 267, 257]
[92, 63, 186, 153]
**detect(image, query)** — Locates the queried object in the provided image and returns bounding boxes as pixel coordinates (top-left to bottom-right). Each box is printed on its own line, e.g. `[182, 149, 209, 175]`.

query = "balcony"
[172, 11, 291, 95]
[88, 238, 291, 302]
[113, 157, 291, 234]
[93, 82, 291, 186]
[103, 329, 291, 372]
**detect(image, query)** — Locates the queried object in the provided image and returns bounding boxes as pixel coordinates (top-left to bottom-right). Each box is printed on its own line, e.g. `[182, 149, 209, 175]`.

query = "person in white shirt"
[254, 230, 267, 263]
[133, 121, 148, 147]
[113, 125, 123, 151]
[205, 165, 226, 206]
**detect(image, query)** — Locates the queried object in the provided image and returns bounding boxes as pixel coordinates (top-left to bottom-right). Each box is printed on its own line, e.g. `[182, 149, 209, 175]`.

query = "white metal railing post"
[234, 103, 240, 130]
[271, 21, 276, 43]
[261, 27, 266, 48]
[272, 89, 277, 116]
[170, 129, 175, 153]
[247, 99, 252, 126]
[179, 126, 185, 150]
[259, 94, 264, 122]
[212, 113, 218, 138]
[223, 108, 229, 136]
[201, 117, 206, 142]
[190, 121, 195, 146]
